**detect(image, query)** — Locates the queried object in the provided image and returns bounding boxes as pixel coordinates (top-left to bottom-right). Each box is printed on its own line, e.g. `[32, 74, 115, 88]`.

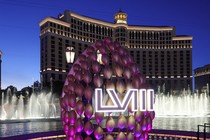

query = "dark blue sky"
[0, 0, 210, 90]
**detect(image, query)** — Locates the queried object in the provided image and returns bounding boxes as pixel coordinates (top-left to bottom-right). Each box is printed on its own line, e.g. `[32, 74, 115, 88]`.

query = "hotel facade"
[39, 10, 192, 93]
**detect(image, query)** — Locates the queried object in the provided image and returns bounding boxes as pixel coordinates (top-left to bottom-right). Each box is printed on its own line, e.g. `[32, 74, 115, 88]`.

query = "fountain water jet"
[154, 90, 210, 117]
[0, 86, 60, 120]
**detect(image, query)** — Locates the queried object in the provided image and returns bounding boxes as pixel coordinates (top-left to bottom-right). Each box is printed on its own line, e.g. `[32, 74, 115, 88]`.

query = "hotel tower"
[194, 64, 210, 94]
[39, 10, 192, 93]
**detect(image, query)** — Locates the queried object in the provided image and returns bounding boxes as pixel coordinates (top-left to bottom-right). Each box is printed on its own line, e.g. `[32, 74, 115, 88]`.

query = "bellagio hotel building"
[39, 10, 192, 93]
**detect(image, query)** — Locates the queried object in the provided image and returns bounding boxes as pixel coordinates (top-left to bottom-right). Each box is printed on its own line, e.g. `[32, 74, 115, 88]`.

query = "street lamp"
[97, 50, 102, 64]
[66, 47, 75, 64]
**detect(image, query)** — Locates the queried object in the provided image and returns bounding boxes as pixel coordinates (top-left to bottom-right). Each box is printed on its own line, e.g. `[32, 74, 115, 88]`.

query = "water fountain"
[1, 84, 209, 120]
[0, 86, 60, 120]
[154, 85, 210, 117]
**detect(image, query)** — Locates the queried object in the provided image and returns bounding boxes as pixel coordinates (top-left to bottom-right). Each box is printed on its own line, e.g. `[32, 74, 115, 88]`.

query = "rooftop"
[70, 10, 173, 28]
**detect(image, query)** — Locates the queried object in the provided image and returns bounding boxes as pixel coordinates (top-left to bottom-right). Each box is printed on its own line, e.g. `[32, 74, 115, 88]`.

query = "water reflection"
[0, 117, 209, 138]
[153, 117, 210, 132]
[0, 120, 62, 137]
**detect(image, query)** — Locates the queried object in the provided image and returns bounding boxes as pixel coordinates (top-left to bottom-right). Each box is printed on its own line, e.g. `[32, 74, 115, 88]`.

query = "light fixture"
[97, 50, 102, 64]
[66, 47, 75, 64]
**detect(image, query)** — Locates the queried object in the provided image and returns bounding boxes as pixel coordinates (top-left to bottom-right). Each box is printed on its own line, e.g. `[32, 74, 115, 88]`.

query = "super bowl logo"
[95, 88, 154, 113]
[61, 38, 155, 140]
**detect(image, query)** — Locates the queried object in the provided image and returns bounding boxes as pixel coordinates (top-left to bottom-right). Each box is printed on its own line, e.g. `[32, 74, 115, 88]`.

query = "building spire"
[114, 9, 127, 24]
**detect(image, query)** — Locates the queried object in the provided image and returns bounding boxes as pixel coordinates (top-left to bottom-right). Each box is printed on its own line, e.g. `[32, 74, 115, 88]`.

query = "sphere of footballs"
[60, 38, 155, 140]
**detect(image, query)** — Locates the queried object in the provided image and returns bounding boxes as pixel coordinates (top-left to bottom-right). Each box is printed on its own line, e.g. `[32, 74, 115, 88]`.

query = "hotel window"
[66, 64, 69, 69]
[59, 74, 62, 80]
[50, 23, 55, 28]
[59, 46, 62, 51]
[51, 74, 55, 79]
[51, 62, 55, 67]
[90, 25, 93, 33]
[51, 54, 55, 57]
[50, 22, 53, 27]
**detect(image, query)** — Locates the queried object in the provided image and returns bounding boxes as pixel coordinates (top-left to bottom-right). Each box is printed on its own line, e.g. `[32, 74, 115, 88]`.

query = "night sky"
[0, 0, 210, 90]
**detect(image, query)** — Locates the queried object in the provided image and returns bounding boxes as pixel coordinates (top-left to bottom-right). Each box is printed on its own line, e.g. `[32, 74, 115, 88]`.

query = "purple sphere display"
[61, 38, 155, 139]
